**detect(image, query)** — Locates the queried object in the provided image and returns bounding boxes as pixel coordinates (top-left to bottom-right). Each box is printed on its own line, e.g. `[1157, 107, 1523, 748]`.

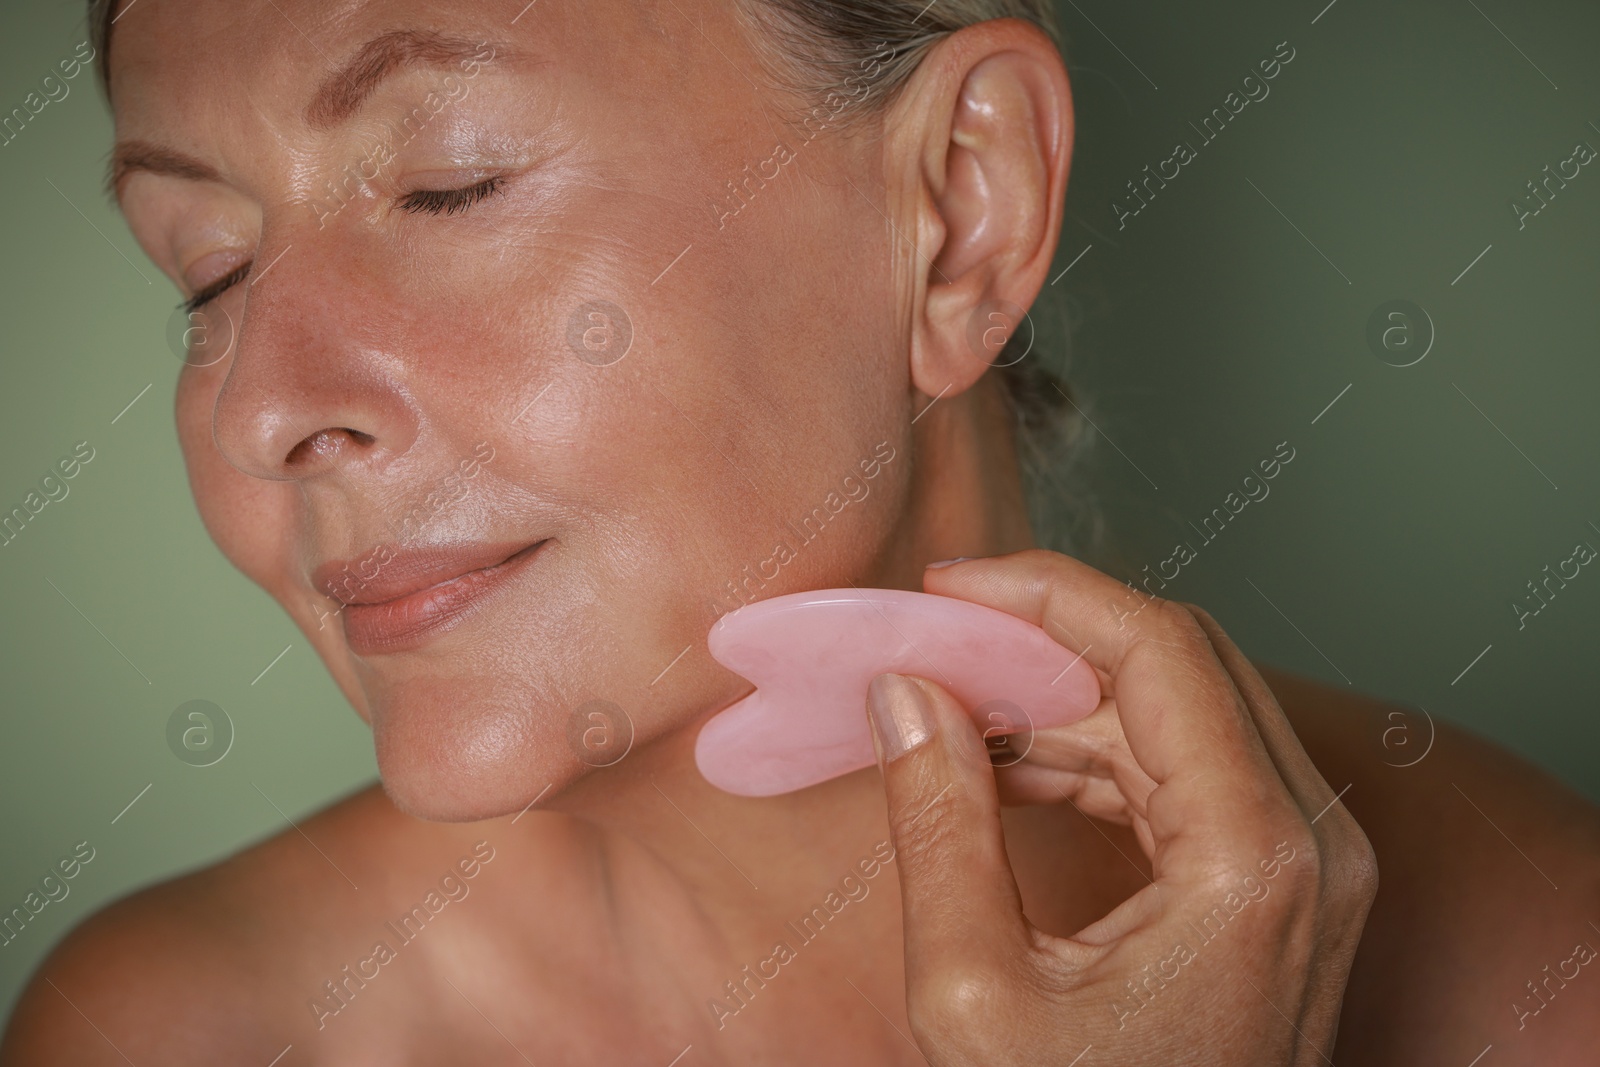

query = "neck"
[546, 374, 1036, 943]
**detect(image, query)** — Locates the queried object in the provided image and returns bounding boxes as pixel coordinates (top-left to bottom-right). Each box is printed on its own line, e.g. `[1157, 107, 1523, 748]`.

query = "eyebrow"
[106, 141, 221, 199]
[105, 30, 507, 200]
[305, 29, 502, 129]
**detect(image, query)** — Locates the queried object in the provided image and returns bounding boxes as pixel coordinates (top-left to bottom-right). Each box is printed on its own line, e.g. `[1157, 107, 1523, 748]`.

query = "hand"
[864, 549, 1378, 1066]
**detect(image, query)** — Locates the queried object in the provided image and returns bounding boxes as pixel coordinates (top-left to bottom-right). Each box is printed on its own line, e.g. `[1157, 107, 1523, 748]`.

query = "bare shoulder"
[1, 787, 372, 1064]
[0, 785, 601, 1066]
[1258, 665, 1600, 1065]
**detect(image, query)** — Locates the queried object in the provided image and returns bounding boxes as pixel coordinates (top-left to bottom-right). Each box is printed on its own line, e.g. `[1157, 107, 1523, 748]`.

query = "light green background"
[3, 0, 1597, 1027]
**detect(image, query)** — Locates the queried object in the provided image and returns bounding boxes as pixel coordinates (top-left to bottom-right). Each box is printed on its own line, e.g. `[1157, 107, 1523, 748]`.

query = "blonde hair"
[738, 0, 1088, 554]
[741, 0, 1061, 105]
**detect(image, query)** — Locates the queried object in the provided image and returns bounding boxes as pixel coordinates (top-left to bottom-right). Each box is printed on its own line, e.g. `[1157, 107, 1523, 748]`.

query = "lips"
[315, 540, 548, 655]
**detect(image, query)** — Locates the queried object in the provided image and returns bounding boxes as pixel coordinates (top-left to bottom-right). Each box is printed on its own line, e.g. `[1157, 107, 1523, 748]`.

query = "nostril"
[284, 427, 379, 469]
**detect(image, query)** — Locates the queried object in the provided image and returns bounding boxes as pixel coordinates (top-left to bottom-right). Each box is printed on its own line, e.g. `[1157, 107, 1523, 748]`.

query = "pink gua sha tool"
[695, 588, 1102, 797]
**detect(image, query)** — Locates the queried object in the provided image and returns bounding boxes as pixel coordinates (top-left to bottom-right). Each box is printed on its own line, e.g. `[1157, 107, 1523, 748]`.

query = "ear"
[887, 19, 1074, 401]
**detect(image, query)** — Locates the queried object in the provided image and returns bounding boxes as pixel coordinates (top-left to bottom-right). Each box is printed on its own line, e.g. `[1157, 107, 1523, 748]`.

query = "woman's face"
[110, 0, 918, 819]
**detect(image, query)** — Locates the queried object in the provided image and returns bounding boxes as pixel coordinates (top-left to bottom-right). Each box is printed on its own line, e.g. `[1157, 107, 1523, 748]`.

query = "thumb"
[867, 673, 1033, 980]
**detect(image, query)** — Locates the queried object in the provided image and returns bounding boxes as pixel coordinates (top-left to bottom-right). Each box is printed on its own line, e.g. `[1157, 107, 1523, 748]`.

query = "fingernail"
[867, 674, 935, 762]
[926, 556, 975, 569]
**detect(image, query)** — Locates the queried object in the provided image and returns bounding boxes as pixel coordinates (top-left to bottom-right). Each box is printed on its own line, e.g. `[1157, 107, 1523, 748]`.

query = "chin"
[367, 673, 580, 823]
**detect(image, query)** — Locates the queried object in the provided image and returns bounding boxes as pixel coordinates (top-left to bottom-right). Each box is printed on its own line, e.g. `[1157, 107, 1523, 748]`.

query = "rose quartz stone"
[695, 588, 1101, 796]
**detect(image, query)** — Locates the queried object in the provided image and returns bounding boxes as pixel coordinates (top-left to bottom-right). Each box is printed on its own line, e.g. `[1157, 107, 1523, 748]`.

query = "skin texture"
[4, 0, 1600, 1063]
[863, 559, 1379, 1066]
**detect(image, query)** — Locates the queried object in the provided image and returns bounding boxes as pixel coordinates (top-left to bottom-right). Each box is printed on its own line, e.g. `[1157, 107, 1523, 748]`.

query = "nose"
[210, 237, 421, 481]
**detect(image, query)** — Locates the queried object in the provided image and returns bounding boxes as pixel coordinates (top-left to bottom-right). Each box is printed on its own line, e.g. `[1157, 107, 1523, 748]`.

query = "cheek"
[531, 222, 903, 627]
[177, 365, 293, 586]
[177, 364, 263, 576]
[363, 159, 909, 818]
[697, 218, 906, 570]
[176, 364, 372, 714]
[458, 129, 904, 602]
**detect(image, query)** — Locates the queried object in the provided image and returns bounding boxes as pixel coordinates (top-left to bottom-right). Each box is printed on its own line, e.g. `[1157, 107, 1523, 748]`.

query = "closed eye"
[181, 262, 252, 315]
[399, 176, 507, 216]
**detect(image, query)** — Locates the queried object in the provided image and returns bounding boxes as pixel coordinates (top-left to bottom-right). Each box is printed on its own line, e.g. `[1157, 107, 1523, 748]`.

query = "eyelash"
[177, 178, 506, 313]
[399, 175, 507, 216]
[181, 262, 251, 315]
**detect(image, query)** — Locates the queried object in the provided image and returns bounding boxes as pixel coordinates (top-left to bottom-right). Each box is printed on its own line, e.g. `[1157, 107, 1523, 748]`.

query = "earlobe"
[901, 24, 1073, 403]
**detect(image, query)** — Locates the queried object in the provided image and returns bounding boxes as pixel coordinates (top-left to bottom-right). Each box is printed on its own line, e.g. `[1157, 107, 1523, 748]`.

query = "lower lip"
[340, 540, 548, 656]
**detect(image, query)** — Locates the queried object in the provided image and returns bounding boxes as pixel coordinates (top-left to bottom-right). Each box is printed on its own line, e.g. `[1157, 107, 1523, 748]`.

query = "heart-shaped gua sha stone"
[696, 588, 1101, 796]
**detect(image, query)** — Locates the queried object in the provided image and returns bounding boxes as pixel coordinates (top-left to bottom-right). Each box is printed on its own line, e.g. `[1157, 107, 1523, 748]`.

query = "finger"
[866, 672, 1034, 978]
[989, 701, 1154, 825]
[992, 756, 1138, 819]
[1183, 606, 1381, 1045]
[1182, 605, 1340, 824]
[923, 551, 1302, 881]
[1186, 606, 1378, 912]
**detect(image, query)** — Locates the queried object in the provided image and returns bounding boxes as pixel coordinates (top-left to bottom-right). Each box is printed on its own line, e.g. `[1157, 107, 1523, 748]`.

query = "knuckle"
[1323, 813, 1380, 908]
[1276, 830, 1323, 890]
[1177, 601, 1220, 632]
[1023, 548, 1076, 592]
[1241, 826, 1320, 901]
[1118, 598, 1217, 679]
[891, 785, 963, 868]
[1194, 864, 1251, 905]
[1176, 601, 1238, 661]
[1018, 547, 1069, 570]
[908, 963, 1011, 1039]
[1143, 597, 1213, 647]
[1250, 815, 1380, 918]
[1348, 836, 1381, 906]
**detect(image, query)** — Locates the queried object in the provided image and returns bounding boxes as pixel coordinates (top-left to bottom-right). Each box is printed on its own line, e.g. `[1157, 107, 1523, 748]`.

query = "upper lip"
[313, 540, 545, 606]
